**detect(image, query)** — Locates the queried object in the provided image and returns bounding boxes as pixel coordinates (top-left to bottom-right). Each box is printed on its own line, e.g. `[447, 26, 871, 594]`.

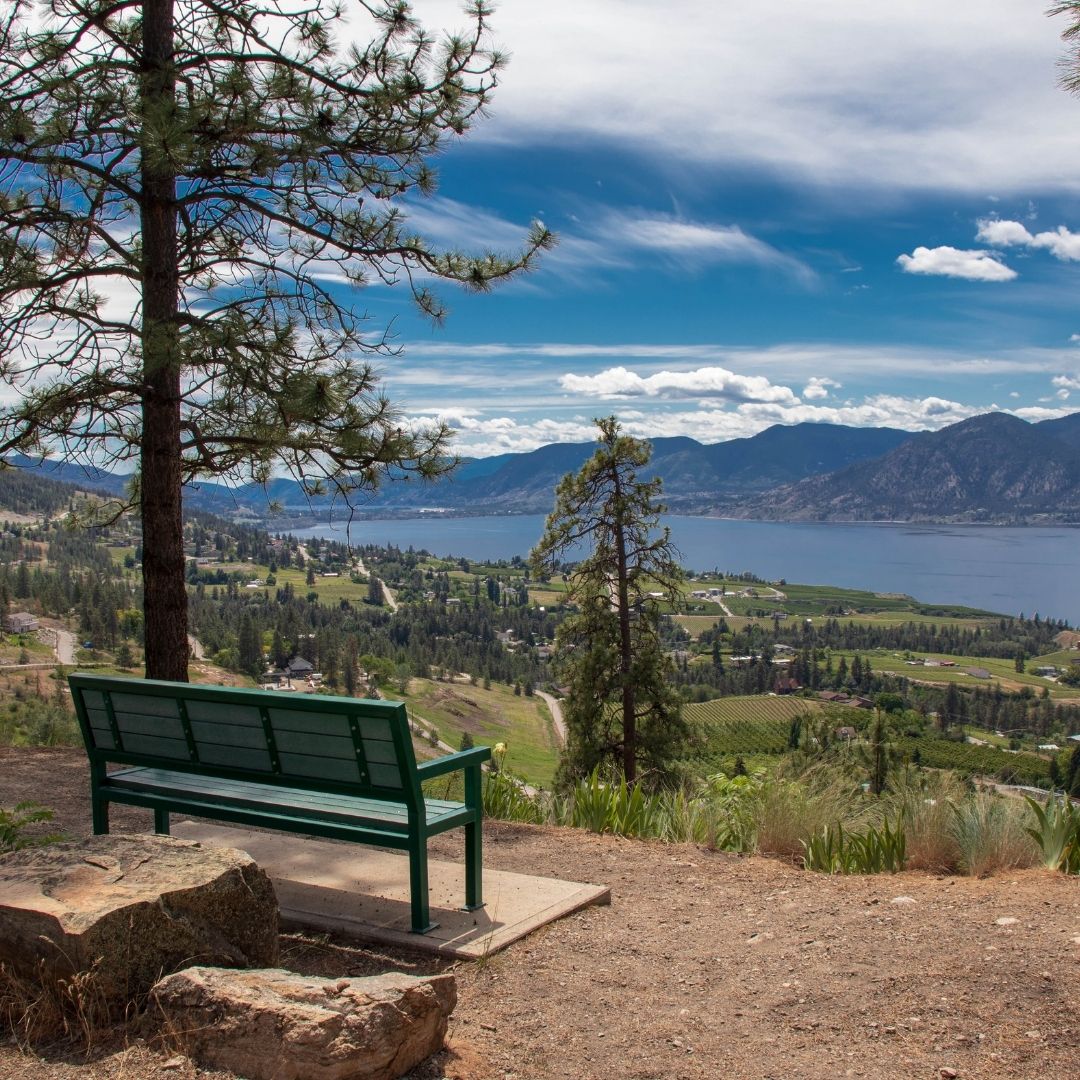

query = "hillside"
[736, 412, 1080, 523]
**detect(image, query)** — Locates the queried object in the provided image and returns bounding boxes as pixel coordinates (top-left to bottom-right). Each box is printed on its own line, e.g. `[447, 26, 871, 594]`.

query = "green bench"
[69, 674, 491, 934]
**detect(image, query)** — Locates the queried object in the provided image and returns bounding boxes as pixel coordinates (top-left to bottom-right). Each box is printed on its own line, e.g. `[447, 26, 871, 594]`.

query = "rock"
[890, 896, 916, 906]
[0, 834, 278, 1005]
[995, 916, 1018, 926]
[150, 966, 457, 1080]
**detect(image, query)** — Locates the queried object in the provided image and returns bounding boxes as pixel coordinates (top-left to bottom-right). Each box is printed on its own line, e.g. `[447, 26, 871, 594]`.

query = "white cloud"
[558, 365, 799, 405]
[1030, 226, 1080, 261]
[975, 218, 1034, 246]
[896, 245, 1017, 282]
[1053, 373, 1080, 391]
[412, 394, 1044, 457]
[975, 217, 1080, 261]
[803, 376, 841, 400]
[403, 0, 1080, 195]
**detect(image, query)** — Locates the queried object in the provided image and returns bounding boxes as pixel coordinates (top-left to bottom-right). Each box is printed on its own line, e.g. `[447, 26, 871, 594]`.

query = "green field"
[392, 677, 560, 788]
[837, 650, 1080, 700]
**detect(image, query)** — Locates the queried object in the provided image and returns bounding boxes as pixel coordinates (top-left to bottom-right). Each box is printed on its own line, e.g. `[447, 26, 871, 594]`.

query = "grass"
[391, 677, 560, 787]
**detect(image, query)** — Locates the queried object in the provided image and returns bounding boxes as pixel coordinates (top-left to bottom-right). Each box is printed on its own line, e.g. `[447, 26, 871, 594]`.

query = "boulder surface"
[0, 833, 278, 1004]
[151, 966, 457, 1080]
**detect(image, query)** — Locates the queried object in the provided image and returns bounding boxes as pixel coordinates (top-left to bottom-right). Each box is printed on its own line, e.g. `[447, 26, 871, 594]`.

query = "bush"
[949, 793, 1037, 877]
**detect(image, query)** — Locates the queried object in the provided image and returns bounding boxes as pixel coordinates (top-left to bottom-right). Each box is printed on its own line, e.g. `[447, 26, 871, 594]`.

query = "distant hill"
[365, 422, 911, 515]
[736, 412, 1080, 523]
[8, 412, 1080, 523]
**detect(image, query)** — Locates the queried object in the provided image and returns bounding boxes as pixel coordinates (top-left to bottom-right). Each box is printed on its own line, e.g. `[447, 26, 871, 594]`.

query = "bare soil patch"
[2, 746, 1079, 1079]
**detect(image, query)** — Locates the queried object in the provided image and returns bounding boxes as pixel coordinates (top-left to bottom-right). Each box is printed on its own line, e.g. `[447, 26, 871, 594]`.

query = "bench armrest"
[415, 745, 492, 780]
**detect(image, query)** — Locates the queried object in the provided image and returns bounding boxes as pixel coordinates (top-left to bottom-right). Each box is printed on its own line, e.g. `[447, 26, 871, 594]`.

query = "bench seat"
[104, 766, 475, 839]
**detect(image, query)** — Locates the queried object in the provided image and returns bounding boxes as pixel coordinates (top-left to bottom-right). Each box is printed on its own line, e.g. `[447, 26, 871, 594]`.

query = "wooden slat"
[118, 732, 189, 759]
[277, 753, 360, 784]
[112, 692, 181, 720]
[103, 768, 444, 826]
[273, 730, 354, 758]
[267, 709, 352, 738]
[186, 700, 263, 727]
[111, 712, 185, 740]
[196, 744, 273, 770]
[188, 720, 269, 750]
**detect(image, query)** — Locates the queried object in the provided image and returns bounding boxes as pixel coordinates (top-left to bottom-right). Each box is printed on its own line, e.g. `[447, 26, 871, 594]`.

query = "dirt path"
[2, 746, 1080, 1080]
[535, 689, 566, 746]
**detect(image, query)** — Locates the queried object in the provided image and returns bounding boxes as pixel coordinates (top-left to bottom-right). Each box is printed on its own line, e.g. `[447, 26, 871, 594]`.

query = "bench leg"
[154, 808, 171, 835]
[463, 817, 484, 911]
[408, 841, 437, 934]
[91, 796, 109, 835]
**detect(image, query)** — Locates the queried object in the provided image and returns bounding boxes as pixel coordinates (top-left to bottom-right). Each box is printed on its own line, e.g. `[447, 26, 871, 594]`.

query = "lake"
[292, 515, 1080, 624]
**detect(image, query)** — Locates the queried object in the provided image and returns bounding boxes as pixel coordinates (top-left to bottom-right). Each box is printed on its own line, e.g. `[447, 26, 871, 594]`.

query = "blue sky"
[338, 0, 1080, 458]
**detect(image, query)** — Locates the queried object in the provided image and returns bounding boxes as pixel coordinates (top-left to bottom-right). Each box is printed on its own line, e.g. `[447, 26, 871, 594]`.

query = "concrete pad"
[171, 822, 610, 959]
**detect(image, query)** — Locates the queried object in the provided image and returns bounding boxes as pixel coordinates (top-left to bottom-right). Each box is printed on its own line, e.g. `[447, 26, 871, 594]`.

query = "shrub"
[753, 767, 864, 863]
[0, 802, 62, 853]
[949, 793, 1037, 877]
[882, 770, 965, 873]
[802, 819, 906, 874]
[1024, 795, 1080, 873]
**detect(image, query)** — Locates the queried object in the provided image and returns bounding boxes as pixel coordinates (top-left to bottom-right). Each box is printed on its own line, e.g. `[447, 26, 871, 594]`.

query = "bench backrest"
[69, 674, 423, 810]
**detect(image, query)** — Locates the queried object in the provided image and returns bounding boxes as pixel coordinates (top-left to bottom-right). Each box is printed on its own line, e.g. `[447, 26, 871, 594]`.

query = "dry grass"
[0, 960, 112, 1051]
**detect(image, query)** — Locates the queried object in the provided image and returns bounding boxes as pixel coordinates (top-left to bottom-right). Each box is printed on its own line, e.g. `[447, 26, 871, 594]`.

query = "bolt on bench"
[69, 674, 491, 933]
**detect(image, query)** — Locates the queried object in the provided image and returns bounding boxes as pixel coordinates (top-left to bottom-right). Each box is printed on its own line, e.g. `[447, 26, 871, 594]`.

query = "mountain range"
[12, 410, 1080, 525]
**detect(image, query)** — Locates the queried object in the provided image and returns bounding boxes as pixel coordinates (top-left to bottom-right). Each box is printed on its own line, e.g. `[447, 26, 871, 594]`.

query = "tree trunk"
[612, 473, 635, 783]
[140, 0, 187, 681]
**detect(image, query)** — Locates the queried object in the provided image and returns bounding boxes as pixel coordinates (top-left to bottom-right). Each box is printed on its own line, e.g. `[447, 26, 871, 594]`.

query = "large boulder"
[0, 833, 278, 1005]
[151, 966, 457, 1080]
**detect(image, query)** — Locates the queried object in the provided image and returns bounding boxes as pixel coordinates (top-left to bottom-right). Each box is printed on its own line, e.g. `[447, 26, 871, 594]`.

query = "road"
[536, 690, 567, 747]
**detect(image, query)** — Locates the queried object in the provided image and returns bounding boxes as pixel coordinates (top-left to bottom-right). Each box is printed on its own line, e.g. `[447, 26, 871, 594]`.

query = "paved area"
[172, 822, 610, 959]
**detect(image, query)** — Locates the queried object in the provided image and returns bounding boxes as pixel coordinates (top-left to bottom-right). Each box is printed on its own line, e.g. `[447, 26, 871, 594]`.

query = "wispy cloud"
[896, 245, 1017, 282]
[405, 0, 1080, 194]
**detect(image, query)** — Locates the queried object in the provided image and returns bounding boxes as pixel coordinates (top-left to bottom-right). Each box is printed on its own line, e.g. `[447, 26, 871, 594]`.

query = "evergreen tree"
[237, 614, 263, 678]
[531, 417, 686, 786]
[0, 0, 551, 680]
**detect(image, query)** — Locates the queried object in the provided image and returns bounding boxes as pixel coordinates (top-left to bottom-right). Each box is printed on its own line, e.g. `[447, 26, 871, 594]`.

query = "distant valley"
[13, 410, 1080, 526]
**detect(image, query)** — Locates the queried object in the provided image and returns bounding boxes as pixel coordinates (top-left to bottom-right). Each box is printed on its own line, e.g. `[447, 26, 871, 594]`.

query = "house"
[1068, 734, 1080, 743]
[495, 629, 516, 645]
[287, 656, 315, 678]
[4, 612, 38, 634]
[773, 643, 795, 655]
[965, 667, 991, 680]
[1039, 744, 1060, 752]
[774, 677, 802, 694]
[1034, 666, 1059, 677]
[835, 726, 857, 740]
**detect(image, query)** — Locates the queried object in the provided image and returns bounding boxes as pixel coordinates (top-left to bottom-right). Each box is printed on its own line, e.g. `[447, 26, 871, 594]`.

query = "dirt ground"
[2, 746, 1079, 1080]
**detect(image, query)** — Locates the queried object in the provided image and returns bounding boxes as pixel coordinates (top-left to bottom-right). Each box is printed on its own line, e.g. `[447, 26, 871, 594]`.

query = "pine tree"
[531, 417, 686, 786]
[0, 0, 551, 680]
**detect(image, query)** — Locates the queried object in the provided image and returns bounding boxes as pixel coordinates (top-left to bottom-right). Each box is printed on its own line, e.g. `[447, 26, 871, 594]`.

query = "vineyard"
[899, 736, 1050, 787]
[687, 695, 822, 770]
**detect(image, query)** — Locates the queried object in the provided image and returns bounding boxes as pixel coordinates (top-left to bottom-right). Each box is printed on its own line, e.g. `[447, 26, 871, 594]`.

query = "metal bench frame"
[69, 674, 490, 933]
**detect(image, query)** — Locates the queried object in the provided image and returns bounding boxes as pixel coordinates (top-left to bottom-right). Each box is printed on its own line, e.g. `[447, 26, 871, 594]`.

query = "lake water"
[292, 515, 1080, 624]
